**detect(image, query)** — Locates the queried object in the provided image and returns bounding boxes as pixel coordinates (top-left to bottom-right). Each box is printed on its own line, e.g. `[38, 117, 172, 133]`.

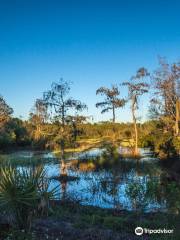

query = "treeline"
[0, 116, 178, 160]
[1, 57, 180, 158]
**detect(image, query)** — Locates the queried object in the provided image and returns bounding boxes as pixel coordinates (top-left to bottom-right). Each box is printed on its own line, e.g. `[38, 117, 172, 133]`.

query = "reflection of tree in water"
[125, 172, 180, 213]
[75, 156, 180, 213]
[77, 156, 176, 211]
[49, 146, 180, 212]
[61, 159, 67, 176]
[125, 177, 150, 211]
[52, 153, 79, 201]
[61, 179, 67, 200]
[159, 175, 180, 214]
[83, 169, 124, 209]
[128, 160, 162, 178]
[71, 154, 180, 212]
[124, 163, 163, 211]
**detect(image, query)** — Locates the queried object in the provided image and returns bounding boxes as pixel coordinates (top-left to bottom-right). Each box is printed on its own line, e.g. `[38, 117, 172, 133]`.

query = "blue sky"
[1, 0, 180, 122]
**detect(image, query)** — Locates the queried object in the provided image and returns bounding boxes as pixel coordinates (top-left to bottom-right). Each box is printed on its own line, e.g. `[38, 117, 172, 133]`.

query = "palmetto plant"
[0, 166, 58, 231]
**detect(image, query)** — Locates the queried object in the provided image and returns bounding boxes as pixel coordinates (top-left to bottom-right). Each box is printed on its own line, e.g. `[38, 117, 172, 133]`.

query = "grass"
[0, 155, 60, 167]
[53, 137, 104, 154]
[2, 201, 180, 239]
[52, 137, 136, 155]
[50, 202, 180, 239]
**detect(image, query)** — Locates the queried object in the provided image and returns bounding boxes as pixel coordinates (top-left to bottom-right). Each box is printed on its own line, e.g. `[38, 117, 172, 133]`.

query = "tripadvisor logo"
[135, 227, 174, 235]
[135, 227, 143, 236]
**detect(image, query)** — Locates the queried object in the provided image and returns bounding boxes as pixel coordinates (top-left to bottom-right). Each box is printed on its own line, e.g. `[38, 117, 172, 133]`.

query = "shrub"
[0, 166, 58, 231]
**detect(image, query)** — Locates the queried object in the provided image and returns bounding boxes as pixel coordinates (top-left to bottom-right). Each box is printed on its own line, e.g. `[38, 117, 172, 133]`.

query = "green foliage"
[77, 144, 120, 169]
[165, 182, 180, 214]
[155, 134, 176, 159]
[2, 229, 35, 240]
[0, 166, 58, 231]
[0, 132, 16, 148]
[125, 181, 148, 211]
[96, 85, 125, 122]
[139, 120, 180, 158]
[0, 95, 13, 127]
[0, 118, 31, 150]
[51, 203, 180, 239]
[0, 114, 180, 160]
[172, 137, 180, 153]
[102, 144, 119, 159]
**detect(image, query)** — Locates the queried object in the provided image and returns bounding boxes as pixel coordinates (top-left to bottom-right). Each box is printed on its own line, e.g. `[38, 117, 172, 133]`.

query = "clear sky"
[1, 0, 180, 122]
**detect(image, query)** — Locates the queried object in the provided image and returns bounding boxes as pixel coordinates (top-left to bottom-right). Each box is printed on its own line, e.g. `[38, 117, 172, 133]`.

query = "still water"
[1, 148, 180, 213]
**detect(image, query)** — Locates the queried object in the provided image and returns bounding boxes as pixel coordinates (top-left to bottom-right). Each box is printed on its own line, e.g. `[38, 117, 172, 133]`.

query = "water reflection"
[1, 148, 180, 213]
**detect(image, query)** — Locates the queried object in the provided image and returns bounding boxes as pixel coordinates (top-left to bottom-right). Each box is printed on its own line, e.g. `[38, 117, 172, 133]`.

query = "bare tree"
[150, 58, 180, 135]
[123, 68, 149, 155]
[96, 85, 125, 122]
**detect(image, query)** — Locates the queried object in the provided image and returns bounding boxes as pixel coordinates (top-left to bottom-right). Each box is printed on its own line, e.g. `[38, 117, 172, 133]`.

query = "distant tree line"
[1, 57, 180, 159]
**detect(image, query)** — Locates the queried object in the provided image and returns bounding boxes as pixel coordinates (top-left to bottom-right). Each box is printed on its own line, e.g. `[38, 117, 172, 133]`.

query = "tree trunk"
[60, 120, 67, 176]
[112, 106, 115, 123]
[61, 181, 67, 201]
[133, 113, 138, 156]
[175, 98, 180, 135]
[60, 133, 67, 176]
[60, 138, 65, 158]
[61, 159, 67, 176]
[132, 97, 139, 156]
[35, 123, 41, 140]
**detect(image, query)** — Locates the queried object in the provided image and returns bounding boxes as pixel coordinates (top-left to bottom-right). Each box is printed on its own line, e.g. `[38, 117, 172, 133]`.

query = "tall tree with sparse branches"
[123, 68, 149, 155]
[43, 78, 87, 175]
[96, 85, 125, 122]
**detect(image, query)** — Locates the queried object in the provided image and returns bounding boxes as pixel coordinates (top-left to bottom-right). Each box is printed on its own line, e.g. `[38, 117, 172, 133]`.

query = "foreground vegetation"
[1, 199, 180, 240]
[0, 151, 180, 239]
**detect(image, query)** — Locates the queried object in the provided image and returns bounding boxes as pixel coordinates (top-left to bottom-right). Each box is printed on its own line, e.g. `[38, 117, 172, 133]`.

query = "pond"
[1, 147, 180, 213]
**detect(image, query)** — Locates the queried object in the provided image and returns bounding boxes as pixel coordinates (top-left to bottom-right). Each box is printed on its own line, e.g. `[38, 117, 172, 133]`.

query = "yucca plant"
[0, 166, 58, 231]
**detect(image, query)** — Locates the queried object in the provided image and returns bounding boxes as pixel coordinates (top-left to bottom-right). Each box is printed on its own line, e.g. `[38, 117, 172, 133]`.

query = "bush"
[0, 166, 58, 231]
[154, 133, 176, 159]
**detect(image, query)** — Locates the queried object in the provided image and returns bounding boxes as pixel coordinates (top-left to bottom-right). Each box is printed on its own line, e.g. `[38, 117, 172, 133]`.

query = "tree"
[150, 58, 180, 135]
[96, 85, 125, 122]
[175, 98, 180, 135]
[29, 99, 48, 141]
[172, 63, 180, 135]
[7, 118, 30, 146]
[43, 78, 87, 175]
[123, 68, 149, 155]
[66, 115, 87, 148]
[0, 95, 13, 129]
